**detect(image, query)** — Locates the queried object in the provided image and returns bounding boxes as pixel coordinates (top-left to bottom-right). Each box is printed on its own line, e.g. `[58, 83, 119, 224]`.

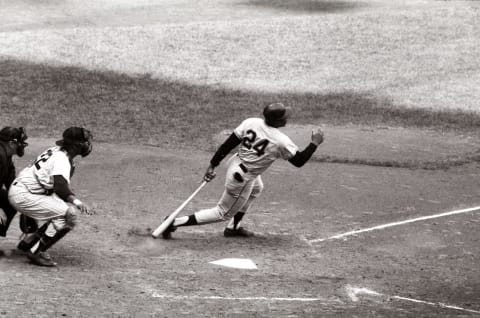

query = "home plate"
[209, 258, 257, 270]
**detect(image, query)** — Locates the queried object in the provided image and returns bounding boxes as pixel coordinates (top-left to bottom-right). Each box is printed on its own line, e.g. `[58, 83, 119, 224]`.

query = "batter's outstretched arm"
[204, 133, 242, 182]
[210, 133, 242, 168]
[288, 127, 324, 167]
[288, 143, 318, 167]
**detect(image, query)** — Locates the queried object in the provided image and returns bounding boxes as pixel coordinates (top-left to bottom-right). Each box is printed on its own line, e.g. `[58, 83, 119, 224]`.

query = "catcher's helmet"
[263, 103, 291, 128]
[0, 127, 28, 157]
[56, 127, 93, 157]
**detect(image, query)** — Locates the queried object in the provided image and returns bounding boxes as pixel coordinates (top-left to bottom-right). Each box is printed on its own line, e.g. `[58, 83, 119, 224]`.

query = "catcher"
[8, 127, 94, 267]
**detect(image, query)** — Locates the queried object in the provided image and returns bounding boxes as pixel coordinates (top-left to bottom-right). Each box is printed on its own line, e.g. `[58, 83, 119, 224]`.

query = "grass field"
[0, 1, 480, 317]
[1, 0, 479, 147]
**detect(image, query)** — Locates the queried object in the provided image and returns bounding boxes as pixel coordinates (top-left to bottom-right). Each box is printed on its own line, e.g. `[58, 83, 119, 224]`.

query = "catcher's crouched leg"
[19, 206, 78, 253]
[26, 206, 79, 267]
[19, 214, 39, 235]
[63, 205, 78, 229]
[41, 205, 78, 250]
[16, 214, 40, 251]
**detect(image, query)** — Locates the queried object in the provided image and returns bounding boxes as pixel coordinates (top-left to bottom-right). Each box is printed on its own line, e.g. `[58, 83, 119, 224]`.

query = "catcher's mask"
[263, 103, 292, 128]
[0, 126, 28, 157]
[56, 127, 93, 157]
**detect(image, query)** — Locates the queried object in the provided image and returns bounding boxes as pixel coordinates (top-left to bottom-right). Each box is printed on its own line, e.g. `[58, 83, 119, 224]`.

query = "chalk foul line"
[346, 285, 480, 315]
[141, 282, 342, 303]
[310, 205, 480, 244]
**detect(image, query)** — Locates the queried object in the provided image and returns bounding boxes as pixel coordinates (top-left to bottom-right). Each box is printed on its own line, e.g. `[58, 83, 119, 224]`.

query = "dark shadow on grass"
[1, 58, 479, 153]
[237, 0, 367, 13]
[313, 149, 480, 170]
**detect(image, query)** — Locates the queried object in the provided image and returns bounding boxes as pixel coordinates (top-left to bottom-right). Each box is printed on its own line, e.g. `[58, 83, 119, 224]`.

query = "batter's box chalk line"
[140, 284, 342, 304]
[345, 285, 480, 314]
[309, 205, 480, 244]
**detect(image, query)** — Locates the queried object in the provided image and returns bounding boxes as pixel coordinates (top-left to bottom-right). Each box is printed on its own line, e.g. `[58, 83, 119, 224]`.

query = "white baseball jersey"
[15, 146, 73, 195]
[233, 118, 298, 175]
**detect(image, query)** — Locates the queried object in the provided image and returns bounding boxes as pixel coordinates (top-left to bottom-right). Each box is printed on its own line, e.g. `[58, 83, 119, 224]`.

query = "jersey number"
[34, 149, 53, 169]
[242, 130, 269, 156]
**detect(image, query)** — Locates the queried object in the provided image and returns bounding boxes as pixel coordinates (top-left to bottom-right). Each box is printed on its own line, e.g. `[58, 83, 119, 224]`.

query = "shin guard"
[38, 227, 71, 252]
[18, 221, 49, 252]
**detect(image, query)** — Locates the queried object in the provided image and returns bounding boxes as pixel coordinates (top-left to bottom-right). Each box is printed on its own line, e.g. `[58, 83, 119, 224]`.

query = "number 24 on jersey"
[242, 130, 269, 156]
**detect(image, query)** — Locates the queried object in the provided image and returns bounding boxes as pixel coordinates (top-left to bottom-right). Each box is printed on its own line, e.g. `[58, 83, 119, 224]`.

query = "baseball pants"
[8, 181, 71, 230]
[195, 155, 264, 227]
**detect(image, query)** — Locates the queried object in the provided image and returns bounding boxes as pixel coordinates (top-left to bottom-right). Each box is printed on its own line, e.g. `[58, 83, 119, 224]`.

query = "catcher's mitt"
[19, 214, 38, 234]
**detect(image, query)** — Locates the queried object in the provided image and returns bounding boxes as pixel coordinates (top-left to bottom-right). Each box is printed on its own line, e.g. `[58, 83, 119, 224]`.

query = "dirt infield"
[0, 130, 479, 317]
[1, 0, 479, 316]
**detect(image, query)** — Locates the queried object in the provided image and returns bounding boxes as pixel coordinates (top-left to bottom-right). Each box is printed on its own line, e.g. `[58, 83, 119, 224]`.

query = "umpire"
[0, 127, 28, 237]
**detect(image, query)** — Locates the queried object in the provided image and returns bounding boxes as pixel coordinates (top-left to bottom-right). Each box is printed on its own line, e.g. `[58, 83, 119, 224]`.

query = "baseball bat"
[151, 181, 207, 238]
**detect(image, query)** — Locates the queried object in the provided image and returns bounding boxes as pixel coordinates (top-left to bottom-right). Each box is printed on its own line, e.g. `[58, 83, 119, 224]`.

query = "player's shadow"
[237, 0, 366, 13]
[0, 248, 27, 260]
[1, 58, 479, 149]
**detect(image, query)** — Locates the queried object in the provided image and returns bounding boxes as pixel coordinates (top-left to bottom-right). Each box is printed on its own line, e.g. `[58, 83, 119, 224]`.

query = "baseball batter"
[8, 127, 93, 267]
[162, 102, 324, 239]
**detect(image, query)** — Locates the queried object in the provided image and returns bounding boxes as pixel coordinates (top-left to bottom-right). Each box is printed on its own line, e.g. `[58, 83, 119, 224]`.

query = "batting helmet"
[56, 127, 93, 157]
[0, 127, 28, 157]
[263, 103, 292, 128]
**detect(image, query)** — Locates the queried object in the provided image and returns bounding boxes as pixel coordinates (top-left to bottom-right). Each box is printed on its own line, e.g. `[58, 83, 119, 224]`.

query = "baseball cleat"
[224, 227, 254, 238]
[27, 251, 57, 267]
[161, 217, 177, 239]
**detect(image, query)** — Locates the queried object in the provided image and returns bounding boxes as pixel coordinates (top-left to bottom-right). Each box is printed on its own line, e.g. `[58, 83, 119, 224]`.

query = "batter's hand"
[204, 165, 216, 182]
[311, 127, 324, 146]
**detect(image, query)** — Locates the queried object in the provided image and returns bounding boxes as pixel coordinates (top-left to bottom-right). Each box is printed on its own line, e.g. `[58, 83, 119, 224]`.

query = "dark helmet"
[263, 103, 292, 128]
[56, 127, 93, 157]
[0, 126, 28, 157]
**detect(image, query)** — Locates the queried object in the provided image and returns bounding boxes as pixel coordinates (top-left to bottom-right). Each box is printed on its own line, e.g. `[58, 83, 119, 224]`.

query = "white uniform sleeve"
[278, 136, 298, 160]
[50, 154, 71, 183]
[233, 119, 249, 139]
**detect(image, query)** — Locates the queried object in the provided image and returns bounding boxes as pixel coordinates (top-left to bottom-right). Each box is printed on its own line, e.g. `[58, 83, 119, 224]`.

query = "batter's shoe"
[224, 227, 255, 238]
[27, 251, 57, 267]
[162, 218, 177, 240]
